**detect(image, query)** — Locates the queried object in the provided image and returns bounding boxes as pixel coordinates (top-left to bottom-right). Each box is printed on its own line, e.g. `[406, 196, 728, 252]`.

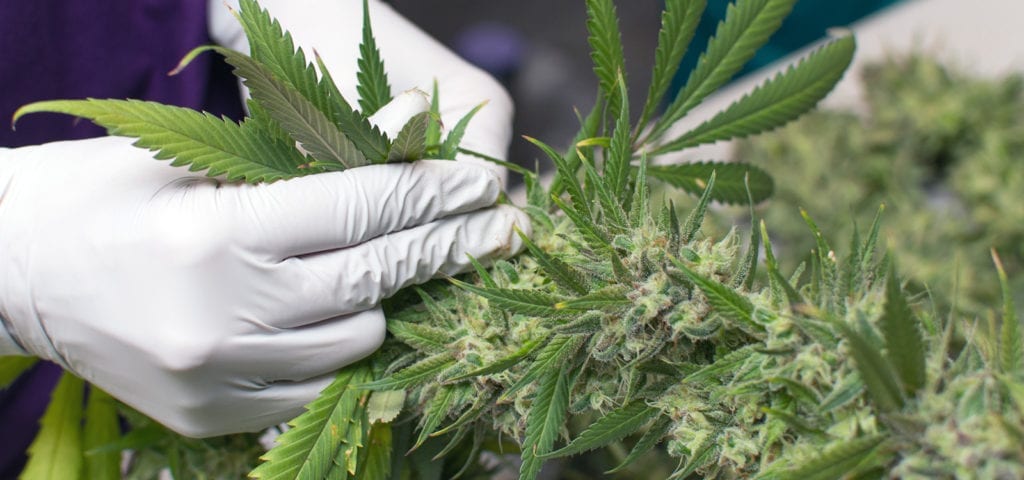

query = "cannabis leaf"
[362, 352, 456, 391]
[0, 356, 36, 388]
[520, 366, 572, 480]
[637, 0, 707, 130]
[387, 111, 430, 162]
[440, 102, 486, 160]
[994, 250, 1021, 374]
[449, 279, 566, 317]
[647, 161, 774, 204]
[356, 0, 392, 115]
[652, 35, 855, 153]
[543, 401, 660, 458]
[21, 372, 85, 480]
[781, 435, 886, 480]
[838, 323, 905, 413]
[880, 263, 926, 396]
[83, 388, 121, 480]
[250, 365, 372, 480]
[14, 100, 308, 183]
[585, 0, 627, 115]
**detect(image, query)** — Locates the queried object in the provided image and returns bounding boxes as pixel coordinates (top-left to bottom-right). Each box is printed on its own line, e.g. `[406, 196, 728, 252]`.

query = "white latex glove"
[0, 100, 527, 436]
[208, 0, 515, 179]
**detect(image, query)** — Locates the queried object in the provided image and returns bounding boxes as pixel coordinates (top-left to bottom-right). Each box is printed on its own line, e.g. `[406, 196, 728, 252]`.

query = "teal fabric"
[669, 0, 902, 99]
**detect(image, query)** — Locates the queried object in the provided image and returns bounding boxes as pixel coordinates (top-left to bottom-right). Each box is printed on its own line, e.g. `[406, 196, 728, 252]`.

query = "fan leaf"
[647, 161, 774, 204]
[543, 401, 659, 458]
[356, 0, 392, 115]
[520, 366, 572, 480]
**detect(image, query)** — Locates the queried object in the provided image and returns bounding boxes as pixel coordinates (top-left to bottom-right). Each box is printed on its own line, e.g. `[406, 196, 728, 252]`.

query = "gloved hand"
[0, 99, 527, 437]
[208, 0, 515, 178]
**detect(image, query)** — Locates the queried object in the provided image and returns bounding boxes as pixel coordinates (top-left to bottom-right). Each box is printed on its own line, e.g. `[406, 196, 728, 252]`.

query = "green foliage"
[638, 0, 706, 130]
[585, 0, 627, 116]
[356, 0, 392, 115]
[646, 161, 774, 204]
[21, 373, 85, 480]
[0, 356, 36, 388]
[83, 388, 121, 480]
[387, 112, 430, 162]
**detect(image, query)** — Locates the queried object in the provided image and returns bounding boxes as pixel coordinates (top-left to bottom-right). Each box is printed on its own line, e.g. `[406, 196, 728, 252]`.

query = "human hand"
[0, 102, 526, 436]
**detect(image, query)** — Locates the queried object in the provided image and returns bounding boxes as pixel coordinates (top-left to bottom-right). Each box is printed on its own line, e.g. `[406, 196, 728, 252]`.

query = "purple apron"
[0, 1, 243, 475]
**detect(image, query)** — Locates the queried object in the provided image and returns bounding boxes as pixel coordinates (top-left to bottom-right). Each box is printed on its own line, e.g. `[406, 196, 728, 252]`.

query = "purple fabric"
[1, 1, 243, 475]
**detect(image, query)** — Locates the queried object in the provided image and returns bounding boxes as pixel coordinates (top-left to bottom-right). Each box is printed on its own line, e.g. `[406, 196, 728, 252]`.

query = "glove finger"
[219, 308, 385, 383]
[266, 204, 529, 328]
[230, 160, 501, 259]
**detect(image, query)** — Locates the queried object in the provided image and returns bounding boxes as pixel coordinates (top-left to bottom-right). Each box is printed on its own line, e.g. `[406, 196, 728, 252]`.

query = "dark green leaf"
[525, 136, 591, 218]
[653, 35, 855, 153]
[356, 0, 392, 115]
[555, 285, 631, 311]
[387, 320, 452, 354]
[501, 335, 587, 402]
[520, 367, 571, 480]
[647, 162, 774, 204]
[606, 72, 632, 202]
[440, 102, 486, 160]
[544, 401, 659, 458]
[880, 263, 926, 396]
[354, 423, 392, 480]
[672, 258, 767, 334]
[606, 416, 671, 473]
[585, 0, 627, 116]
[387, 112, 430, 162]
[837, 323, 905, 413]
[361, 353, 456, 391]
[450, 278, 565, 316]
[638, 0, 707, 129]
[781, 435, 886, 480]
[515, 227, 590, 295]
[448, 337, 547, 382]
[681, 171, 715, 243]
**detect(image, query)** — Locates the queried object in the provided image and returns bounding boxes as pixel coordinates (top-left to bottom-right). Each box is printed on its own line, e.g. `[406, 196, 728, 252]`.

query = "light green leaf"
[554, 286, 631, 311]
[440, 102, 486, 160]
[994, 250, 1021, 374]
[214, 46, 367, 168]
[367, 390, 406, 424]
[21, 372, 84, 480]
[520, 366, 571, 480]
[353, 423, 392, 480]
[15, 99, 307, 183]
[450, 278, 565, 317]
[387, 320, 452, 354]
[425, 80, 442, 150]
[361, 353, 456, 391]
[651, 0, 797, 142]
[83, 388, 120, 480]
[681, 171, 716, 243]
[356, 0, 392, 115]
[629, 153, 650, 228]
[448, 337, 547, 382]
[0, 356, 37, 388]
[605, 72, 632, 203]
[653, 35, 855, 153]
[647, 162, 774, 204]
[250, 364, 372, 480]
[387, 112, 430, 162]
[638, 0, 707, 129]
[544, 401, 659, 458]
[606, 416, 671, 473]
[780, 435, 886, 480]
[880, 263, 926, 396]
[838, 323, 905, 413]
[673, 257, 767, 334]
[585, 0, 627, 116]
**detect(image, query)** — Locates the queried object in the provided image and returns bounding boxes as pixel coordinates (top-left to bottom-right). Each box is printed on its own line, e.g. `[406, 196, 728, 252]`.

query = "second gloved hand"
[0, 132, 527, 437]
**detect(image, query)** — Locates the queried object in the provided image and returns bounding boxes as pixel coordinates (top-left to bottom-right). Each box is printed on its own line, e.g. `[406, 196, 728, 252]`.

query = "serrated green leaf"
[838, 323, 905, 413]
[413, 287, 456, 327]
[440, 102, 486, 160]
[15, 99, 308, 183]
[450, 278, 565, 316]
[83, 387, 120, 480]
[653, 35, 855, 153]
[818, 372, 863, 413]
[387, 320, 452, 354]
[585, 0, 627, 117]
[580, 148, 628, 229]
[651, 0, 798, 142]
[462, 253, 498, 289]
[361, 353, 456, 391]
[544, 401, 659, 458]
[21, 372, 84, 480]
[387, 112, 429, 162]
[647, 162, 774, 204]
[880, 263, 926, 396]
[449, 337, 546, 382]
[993, 250, 1021, 374]
[638, 0, 707, 130]
[736, 177, 761, 289]
[669, 429, 719, 479]
[681, 171, 716, 243]
[606, 72, 632, 203]
[501, 335, 587, 402]
[761, 406, 826, 436]
[425, 80, 442, 150]
[250, 364, 372, 480]
[525, 135, 592, 219]
[515, 227, 590, 295]
[555, 285, 631, 311]
[552, 98, 604, 198]
[367, 390, 406, 424]
[629, 153, 650, 228]
[551, 194, 612, 252]
[520, 366, 572, 480]
[357, 0, 392, 115]
[780, 435, 886, 480]
[313, 52, 392, 163]
[673, 257, 767, 334]
[432, 392, 493, 437]
[0, 356, 36, 388]
[414, 386, 463, 450]
[213, 45, 367, 169]
[606, 415, 671, 473]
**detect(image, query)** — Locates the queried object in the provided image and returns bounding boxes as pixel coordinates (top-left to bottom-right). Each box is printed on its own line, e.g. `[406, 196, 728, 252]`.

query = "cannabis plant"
[5, 0, 1021, 479]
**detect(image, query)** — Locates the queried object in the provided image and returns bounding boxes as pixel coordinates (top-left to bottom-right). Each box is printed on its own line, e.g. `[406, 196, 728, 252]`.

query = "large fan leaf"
[647, 161, 774, 204]
[21, 372, 84, 480]
[83, 388, 121, 480]
[361, 352, 456, 391]
[520, 366, 572, 480]
[780, 435, 886, 480]
[653, 35, 855, 153]
[449, 279, 566, 317]
[650, 0, 797, 142]
[543, 401, 659, 458]
[213, 46, 367, 168]
[606, 73, 633, 203]
[638, 0, 707, 129]
[250, 364, 372, 480]
[356, 0, 392, 115]
[15, 99, 308, 183]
